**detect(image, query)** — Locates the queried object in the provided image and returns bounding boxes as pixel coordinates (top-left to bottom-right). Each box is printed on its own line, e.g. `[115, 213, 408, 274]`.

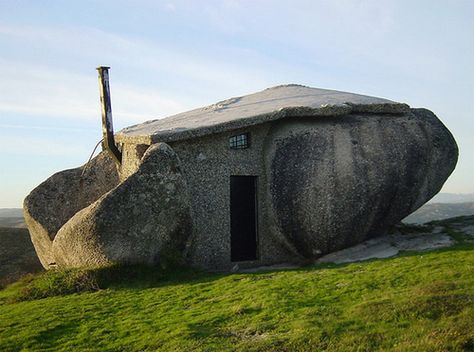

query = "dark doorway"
[230, 176, 258, 261]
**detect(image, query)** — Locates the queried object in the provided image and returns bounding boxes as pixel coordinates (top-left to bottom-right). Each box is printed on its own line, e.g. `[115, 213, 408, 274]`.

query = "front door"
[230, 176, 258, 261]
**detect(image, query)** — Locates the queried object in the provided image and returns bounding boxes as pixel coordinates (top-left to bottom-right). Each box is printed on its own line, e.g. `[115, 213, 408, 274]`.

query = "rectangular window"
[229, 133, 249, 149]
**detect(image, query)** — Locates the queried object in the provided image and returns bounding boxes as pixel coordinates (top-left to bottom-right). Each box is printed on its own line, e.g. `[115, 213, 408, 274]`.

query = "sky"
[0, 0, 473, 208]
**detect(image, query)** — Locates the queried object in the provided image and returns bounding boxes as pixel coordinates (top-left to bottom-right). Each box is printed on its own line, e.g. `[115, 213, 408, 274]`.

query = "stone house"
[24, 84, 458, 271]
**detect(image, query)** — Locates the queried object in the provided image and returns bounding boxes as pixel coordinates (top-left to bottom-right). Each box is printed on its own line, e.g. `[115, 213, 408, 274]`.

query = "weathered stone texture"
[169, 123, 301, 270]
[116, 84, 410, 145]
[119, 143, 149, 181]
[23, 84, 459, 271]
[52, 143, 192, 268]
[265, 108, 458, 259]
[169, 107, 456, 270]
[23, 152, 120, 268]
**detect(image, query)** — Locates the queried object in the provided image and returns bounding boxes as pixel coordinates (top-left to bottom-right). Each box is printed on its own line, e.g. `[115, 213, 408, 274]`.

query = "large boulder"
[266, 108, 458, 259]
[23, 151, 120, 268]
[52, 143, 192, 268]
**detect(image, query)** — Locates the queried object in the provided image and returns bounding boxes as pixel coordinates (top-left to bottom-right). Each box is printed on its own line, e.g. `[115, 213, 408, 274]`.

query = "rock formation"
[24, 144, 192, 269]
[23, 84, 458, 270]
[266, 108, 458, 258]
[23, 151, 120, 268]
[52, 143, 192, 268]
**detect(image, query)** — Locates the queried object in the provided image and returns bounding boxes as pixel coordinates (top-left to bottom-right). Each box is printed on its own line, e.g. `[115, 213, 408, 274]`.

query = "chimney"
[97, 66, 122, 165]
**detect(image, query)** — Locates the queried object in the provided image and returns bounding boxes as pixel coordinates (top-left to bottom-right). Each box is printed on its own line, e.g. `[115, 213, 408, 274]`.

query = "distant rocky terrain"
[428, 192, 474, 203]
[0, 227, 42, 287]
[0, 218, 26, 228]
[0, 208, 26, 228]
[403, 202, 474, 224]
[0, 209, 42, 286]
[0, 208, 23, 217]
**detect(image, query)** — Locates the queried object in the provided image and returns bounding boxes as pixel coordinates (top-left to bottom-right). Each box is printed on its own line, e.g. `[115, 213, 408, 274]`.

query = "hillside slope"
[0, 227, 42, 287]
[0, 208, 23, 218]
[428, 193, 474, 203]
[0, 208, 26, 228]
[0, 216, 473, 351]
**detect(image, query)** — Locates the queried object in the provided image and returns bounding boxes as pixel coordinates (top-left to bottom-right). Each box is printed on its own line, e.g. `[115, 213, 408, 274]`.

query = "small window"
[229, 133, 249, 149]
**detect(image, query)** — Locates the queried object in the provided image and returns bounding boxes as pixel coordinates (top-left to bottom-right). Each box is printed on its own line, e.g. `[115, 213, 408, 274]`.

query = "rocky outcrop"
[52, 143, 192, 268]
[266, 108, 458, 259]
[23, 152, 120, 268]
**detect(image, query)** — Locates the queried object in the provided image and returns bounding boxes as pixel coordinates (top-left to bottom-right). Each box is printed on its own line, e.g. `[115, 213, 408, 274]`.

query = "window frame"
[229, 132, 250, 150]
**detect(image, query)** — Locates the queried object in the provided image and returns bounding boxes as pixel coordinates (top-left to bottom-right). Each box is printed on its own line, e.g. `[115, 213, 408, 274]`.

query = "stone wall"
[167, 123, 297, 270]
[117, 108, 458, 270]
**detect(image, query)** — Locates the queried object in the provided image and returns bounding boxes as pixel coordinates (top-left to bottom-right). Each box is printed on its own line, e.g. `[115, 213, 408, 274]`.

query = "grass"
[1, 222, 474, 351]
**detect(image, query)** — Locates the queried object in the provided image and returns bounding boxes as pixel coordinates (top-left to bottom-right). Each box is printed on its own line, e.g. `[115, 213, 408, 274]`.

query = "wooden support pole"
[97, 66, 122, 165]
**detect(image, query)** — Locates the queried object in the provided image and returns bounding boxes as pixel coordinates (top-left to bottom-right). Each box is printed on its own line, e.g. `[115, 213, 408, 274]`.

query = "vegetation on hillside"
[0, 218, 473, 351]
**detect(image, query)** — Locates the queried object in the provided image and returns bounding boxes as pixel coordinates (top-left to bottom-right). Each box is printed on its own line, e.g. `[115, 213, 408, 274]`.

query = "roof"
[115, 84, 410, 144]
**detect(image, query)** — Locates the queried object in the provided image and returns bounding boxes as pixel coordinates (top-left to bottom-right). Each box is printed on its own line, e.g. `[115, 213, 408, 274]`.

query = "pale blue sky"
[1, 0, 473, 207]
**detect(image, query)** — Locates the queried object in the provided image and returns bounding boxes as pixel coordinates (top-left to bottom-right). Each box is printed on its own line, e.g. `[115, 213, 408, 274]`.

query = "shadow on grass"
[3, 237, 473, 304]
[1, 264, 214, 302]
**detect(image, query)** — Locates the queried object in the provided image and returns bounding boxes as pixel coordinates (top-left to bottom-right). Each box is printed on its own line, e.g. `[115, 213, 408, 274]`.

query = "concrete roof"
[116, 84, 410, 144]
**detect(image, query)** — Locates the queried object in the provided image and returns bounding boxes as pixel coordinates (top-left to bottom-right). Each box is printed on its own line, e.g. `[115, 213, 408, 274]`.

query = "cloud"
[0, 22, 276, 129]
[0, 58, 194, 129]
[0, 123, 94, 132]
[0, 22, 270, 89]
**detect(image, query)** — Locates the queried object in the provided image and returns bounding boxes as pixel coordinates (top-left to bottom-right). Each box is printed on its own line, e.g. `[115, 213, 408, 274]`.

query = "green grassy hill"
[1, 218, 473, 351]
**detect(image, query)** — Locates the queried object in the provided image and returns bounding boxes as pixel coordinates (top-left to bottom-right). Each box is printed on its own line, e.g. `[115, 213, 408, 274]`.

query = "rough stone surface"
[461, 225, 474, 237]
[446, 216, 474, 242]
[24, 85, 459, 271]
[166, 123, 297, 270]
[23, 152, 119, 268]
[266, 108, 458, 259]
[119, 143, 149, 181]
[119, 107, 457, 270]
[316, 232, 454, 264]
[316, 216, 474, 264]
[52, 143, 192, 268]
[116, 85, 409, 144]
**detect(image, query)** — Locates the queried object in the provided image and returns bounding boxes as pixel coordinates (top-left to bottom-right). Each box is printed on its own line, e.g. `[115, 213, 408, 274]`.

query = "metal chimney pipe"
[97, 66, 122, 165]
